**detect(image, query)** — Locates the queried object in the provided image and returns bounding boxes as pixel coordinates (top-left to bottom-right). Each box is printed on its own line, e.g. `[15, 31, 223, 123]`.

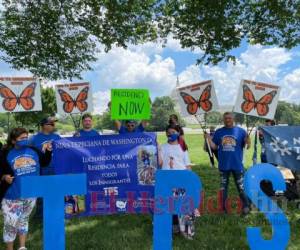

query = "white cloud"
[90, 47, 177, 96]
[178, 65, 202, 85]
[128, 41, 163, 56]
[163, 36, 203, 54]
[281, 69, 300, 103]
[92, 90, 110, 114]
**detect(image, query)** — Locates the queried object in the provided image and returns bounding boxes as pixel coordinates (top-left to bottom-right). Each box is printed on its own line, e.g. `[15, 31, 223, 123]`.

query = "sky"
[1, 36, 300, 114]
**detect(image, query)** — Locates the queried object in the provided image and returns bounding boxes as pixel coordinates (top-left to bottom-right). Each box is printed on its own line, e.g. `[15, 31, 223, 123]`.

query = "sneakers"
[18, 247, 27, 250]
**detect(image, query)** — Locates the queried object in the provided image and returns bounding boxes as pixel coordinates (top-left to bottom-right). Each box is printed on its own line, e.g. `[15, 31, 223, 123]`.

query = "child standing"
[0, 128, 52, 250]
[158, 124, 195, 240]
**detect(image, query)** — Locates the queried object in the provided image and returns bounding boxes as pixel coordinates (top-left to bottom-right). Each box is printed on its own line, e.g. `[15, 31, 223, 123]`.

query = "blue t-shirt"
[5, 147, 40, 199]
[119, 124, 144, 134]
[75, 129, 100, 137]
[30, 132, 61, 174]
[212, 126, 247, 172]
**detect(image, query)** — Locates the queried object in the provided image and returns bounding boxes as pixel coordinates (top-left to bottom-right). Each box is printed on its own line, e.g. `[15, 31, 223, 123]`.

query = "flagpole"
[195, 114, 214, 167]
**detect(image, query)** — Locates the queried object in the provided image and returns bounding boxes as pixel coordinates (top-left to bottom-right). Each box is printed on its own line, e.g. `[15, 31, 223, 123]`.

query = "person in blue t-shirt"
[30, 117, 61, 175]
[73, 113, 101, 137]
[114, 120, 147, 134]
[206, 112, 251, 215]
[0, 127, 52, 250]
[30, 117, 60, 219]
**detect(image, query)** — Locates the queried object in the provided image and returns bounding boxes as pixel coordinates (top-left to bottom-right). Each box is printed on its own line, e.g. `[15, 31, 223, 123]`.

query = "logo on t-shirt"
[221, 136, 237, 152]
[13, 155, 37, 175]
[14, 156, 36, 168]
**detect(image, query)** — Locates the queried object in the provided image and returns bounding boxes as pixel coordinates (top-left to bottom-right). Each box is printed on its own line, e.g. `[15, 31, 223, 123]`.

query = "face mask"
[168, 133, 179, 142]
[16, 139, 29, 147]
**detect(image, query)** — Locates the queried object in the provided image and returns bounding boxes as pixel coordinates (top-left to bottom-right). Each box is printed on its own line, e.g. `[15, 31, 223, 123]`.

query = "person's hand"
[3, 175, 14, 184]
[245, 136, 251, 150]
[42, 142, 53, 152]
[204, 132, 208, 139]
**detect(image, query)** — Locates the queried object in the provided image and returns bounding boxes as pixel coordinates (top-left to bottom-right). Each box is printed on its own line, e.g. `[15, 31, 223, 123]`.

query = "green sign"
[111, 89, 150, 120]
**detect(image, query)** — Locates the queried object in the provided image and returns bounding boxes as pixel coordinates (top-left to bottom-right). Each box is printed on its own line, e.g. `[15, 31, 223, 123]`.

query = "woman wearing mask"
[158, 124, 195, 240]
[168, 114, 188, 151]
[0, 128, 52, 250]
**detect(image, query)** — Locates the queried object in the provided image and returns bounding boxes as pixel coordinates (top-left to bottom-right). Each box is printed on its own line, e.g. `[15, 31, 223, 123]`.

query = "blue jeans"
[220, 170, 250, 212]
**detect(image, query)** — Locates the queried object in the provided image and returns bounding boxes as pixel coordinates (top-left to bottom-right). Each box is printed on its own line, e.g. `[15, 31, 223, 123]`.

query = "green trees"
[160, 1, 300, 64]
[147, 96, 182, 131]
[0, 0, 299, 79]
[275, 101, 300, 125]
[0, 0, 157, 79]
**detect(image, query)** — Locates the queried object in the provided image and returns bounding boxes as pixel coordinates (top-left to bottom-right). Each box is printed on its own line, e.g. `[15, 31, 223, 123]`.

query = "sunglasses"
[45, 123, 55, 126]
[127, 124, 135, 128]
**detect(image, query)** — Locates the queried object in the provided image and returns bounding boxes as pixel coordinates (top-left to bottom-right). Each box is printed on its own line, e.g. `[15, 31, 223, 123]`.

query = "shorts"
[2, 198, 36, 243]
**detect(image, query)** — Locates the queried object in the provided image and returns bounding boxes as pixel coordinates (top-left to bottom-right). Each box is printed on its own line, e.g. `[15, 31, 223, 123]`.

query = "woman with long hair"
[0, 127, 52, 250]
[168, 114, 188, 151]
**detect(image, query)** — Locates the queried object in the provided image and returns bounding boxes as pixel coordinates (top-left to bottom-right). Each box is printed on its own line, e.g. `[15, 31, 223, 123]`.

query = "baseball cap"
[125, 120, 136, 124]
[40, 117, 58, 126]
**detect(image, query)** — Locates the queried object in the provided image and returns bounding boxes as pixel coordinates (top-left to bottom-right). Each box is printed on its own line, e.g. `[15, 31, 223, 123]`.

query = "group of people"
[0, 112, 153, 250]
[158, 112, 253, 240]
[0, 110, 273, 249]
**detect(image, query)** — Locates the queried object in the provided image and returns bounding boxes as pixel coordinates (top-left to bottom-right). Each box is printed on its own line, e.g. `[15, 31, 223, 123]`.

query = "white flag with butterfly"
[0, 77, 42, 113]
[233, 80, 281, 119]
[176, 80, 219, 116]
[55, 82, 93, 115]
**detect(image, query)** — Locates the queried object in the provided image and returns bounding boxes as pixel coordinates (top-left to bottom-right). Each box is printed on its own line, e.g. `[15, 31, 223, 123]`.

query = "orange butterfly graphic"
[58, 87, 89, 113]
[179, 85, 212, 114]
[241, 84, 277, 116]
[0, 82, 36, 111]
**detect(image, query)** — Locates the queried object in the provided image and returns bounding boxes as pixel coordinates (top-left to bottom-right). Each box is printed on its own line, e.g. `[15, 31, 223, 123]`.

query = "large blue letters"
[244, 164, 290, 250]
[20, 174, 87, 250]
[153, 170, 202, 250]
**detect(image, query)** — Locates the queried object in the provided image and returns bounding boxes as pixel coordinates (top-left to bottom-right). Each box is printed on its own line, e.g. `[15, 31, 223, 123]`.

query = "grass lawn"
[1, 134, 300, 249]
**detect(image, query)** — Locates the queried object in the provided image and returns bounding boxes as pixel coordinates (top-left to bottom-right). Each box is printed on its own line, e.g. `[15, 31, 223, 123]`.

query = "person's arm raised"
[140, 97, 151, 129]
[114, 120, 122, 131]
[140, 120, 148, 129]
